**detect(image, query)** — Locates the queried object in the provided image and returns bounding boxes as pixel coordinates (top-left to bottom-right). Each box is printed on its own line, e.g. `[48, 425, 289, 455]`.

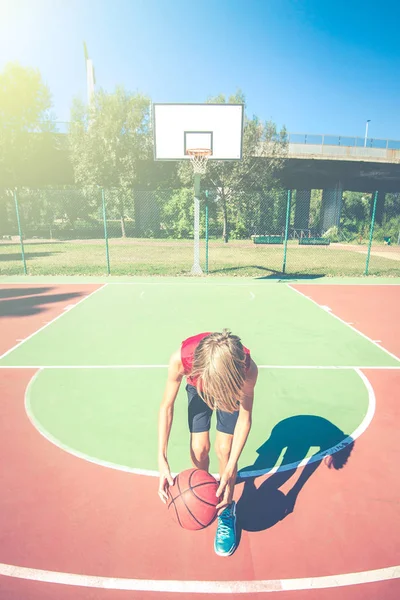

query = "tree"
[0, 62, 56, 236]
[178, 91, 287, 243]
[69, 87, 151, 237]
[0, 62, 54, 187]
[159, 188, 194, 238]
[340, 192, 371, 240]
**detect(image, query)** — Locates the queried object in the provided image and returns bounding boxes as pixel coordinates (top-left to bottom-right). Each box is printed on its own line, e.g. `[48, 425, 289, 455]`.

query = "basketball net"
[186, 148, 212, 175]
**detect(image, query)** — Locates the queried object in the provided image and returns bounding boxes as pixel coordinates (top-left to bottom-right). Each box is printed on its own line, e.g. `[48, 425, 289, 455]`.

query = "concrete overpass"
[278, 133, 400, 232]
[3, 126, 399, 233]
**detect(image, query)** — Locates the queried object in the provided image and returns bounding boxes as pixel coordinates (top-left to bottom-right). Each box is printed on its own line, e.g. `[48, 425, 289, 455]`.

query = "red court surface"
[0, 368, 398, 598]
[291, 284, 400, 359]
[0, 283, 399, 599]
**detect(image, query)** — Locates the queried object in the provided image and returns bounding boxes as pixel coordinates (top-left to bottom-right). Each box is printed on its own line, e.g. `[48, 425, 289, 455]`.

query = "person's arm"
[158, 349, 185, 503]
[216, 359, 258, 510]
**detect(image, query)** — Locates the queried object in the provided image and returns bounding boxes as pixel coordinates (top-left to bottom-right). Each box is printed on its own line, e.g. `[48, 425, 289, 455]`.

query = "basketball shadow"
[235, 415, 355, 533]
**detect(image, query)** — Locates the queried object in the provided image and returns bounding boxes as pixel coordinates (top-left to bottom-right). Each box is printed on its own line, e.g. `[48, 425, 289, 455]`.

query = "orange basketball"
[167, 468, 219, 530]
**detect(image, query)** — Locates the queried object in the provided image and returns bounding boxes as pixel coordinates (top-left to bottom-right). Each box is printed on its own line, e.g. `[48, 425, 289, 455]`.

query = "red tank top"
[181, 332, 251, 387]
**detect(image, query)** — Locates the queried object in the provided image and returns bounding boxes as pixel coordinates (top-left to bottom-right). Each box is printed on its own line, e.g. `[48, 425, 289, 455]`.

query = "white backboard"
[153, 103, 244, 161]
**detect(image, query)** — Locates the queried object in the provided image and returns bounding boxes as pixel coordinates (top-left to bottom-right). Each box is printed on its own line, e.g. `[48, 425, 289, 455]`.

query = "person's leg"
[190, 432, 210, 471]
[215, 409, 239, 490]
[214, 430, 236, 501]
[187, 384, 212, 471]
[214, 410, 239, 557]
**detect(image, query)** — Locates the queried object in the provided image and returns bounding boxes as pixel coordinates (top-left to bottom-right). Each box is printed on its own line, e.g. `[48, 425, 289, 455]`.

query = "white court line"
[0, 285, 107, 362]
[0, 364, 168, 369]
[289, 285, 400, 364]
[1, 280, 400, 286]
[24, 368, 376, 479]
[0, 562, 398, 592]
[237, 368, 375, 478]
[0, 281, 269, 287]
[2, 364, 399, 370]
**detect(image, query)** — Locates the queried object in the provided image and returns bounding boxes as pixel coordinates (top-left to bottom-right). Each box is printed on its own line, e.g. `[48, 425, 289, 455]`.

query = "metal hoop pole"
[282, 190, 292, 274]
[205, 200, 209, 275]
[191, 174, 203, 275]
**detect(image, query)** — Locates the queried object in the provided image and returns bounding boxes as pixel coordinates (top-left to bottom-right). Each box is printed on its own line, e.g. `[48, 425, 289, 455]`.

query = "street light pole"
[364, 119, 371, 147]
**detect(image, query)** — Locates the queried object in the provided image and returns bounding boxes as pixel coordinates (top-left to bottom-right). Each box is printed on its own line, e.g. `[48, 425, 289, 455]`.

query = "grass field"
[1, 238, 399, 277]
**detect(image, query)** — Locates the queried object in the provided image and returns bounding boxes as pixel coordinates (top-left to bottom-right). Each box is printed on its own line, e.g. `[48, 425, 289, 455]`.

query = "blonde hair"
[190, 329, 247, 413]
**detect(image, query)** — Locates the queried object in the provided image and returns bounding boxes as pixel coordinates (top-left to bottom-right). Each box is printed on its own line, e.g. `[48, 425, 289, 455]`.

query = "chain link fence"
[0, 186, 399, 277]
[367, 191, 400, 276]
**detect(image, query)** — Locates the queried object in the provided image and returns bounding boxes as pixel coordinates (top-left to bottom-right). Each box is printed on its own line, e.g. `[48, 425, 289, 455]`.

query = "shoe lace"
[217, 509, 234, 540]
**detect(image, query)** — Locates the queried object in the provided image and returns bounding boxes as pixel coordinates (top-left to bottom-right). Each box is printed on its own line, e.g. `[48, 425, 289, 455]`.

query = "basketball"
[167, 468, 219, 530]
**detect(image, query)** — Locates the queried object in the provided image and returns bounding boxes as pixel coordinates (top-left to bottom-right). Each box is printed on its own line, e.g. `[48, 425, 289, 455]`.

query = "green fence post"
[101, 187, 111, 275]
[282, 189, 292, 274]
[205, 191, 209, 275]
[364, 190, 378, 276]
[13, 189, 27, 275]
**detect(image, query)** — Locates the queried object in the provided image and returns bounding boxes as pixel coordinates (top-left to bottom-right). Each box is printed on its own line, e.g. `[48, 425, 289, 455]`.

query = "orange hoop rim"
[186, 148, 213, 158]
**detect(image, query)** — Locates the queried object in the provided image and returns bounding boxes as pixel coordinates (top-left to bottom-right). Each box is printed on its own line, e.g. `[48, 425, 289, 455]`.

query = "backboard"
[153, 103, 244, 161]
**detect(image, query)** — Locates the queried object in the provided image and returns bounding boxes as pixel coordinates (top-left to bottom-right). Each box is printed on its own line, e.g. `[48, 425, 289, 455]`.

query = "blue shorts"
[186, 384, 239, 435]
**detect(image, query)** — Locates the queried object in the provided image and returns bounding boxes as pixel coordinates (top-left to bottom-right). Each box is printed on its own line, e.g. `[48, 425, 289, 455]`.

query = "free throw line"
[1, 364, 399, 369]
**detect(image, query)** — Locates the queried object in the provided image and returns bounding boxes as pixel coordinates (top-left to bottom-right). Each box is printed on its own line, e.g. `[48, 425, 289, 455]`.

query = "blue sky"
[1, 0, 399, 139]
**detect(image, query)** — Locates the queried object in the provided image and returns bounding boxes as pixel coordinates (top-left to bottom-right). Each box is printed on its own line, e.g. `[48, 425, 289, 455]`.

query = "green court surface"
[1, 284, 397, 366]
[27, 367, 368, 474]
[1, 282, 396, 477]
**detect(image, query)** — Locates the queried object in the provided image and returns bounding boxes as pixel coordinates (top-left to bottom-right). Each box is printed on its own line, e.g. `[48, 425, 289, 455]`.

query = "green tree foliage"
[372, 193, 400, 243]
[0, 63, 54, 183]
[340, 192, 371, 240]
[178, 90, 287, 242]
[69, 87, 151, 236]
[0, 63, 55, 234]
[159, 188, 194, 238]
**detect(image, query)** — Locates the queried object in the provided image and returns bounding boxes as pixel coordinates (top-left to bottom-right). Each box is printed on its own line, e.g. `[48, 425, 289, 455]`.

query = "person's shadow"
[235, 415, 355, 533]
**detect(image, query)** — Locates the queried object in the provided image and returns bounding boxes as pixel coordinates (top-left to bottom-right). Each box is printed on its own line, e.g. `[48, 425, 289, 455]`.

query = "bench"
[299, 237, 330, 246]
[253, 235, 283, 245]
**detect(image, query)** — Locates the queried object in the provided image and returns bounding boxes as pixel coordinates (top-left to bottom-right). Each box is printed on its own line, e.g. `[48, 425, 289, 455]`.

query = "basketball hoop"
[186, 148, 212, 174]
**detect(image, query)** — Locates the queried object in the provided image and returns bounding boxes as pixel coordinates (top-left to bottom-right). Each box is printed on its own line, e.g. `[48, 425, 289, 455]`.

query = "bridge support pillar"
[321, 182, 343, 231]
[294, 190, 311, 230]
[375, 190, 386, 225]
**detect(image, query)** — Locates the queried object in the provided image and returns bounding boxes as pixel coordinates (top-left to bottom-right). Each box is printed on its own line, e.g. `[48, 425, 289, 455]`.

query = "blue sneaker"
[214, 501, 237, 557]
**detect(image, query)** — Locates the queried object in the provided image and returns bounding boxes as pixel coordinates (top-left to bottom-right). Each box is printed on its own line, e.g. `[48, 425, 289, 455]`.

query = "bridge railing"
[51, 123, 400, 151]
[288, 133, 400, 150]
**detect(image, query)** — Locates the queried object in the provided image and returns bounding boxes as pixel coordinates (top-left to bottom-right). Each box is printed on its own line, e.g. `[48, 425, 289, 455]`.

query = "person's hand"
[158, 458, 174, 504]
[216, 468, 236, 513]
